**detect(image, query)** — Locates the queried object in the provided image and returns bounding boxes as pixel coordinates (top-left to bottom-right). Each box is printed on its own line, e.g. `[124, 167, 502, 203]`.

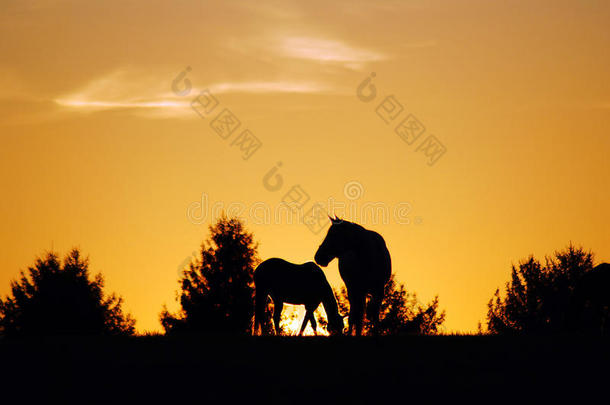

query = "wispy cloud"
[55, 99, 185, 109]
[53, 70, 190, 116]
[53, 69, 340, 118]
[210, 81, 332, 94]
[279, 36, 385, 65]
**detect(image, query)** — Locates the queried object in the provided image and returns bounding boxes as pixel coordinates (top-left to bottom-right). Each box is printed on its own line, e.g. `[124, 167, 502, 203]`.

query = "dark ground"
[1, 335, 608, 404]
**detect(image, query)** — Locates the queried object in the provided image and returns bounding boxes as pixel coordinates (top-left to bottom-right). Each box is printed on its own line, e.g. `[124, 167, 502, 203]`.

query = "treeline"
[0, 217, 608, 337]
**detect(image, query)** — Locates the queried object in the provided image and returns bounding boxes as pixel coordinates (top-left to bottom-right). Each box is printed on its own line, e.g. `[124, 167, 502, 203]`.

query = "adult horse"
[315, 217, 391, 336]
[254, 258, 344, 336]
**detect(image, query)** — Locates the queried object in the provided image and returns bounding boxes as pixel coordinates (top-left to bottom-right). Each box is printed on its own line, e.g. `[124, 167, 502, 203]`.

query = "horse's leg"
[349, 290, 366, 336]
[346, 288, 354, 335]
[273, 302, 283, 335]
[367, 286, 384, 335]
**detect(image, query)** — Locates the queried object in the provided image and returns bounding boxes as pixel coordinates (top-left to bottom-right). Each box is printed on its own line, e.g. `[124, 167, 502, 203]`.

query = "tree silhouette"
[574, 263, 610, 334]
[334, 274, 445, 335]
[161, 217, 260, 334]
[0, 249, 135, 336]
[486, 244, 597, 334]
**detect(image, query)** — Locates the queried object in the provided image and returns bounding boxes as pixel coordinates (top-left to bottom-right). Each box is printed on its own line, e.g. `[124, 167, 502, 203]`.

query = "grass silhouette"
[1, 334, 608, 403]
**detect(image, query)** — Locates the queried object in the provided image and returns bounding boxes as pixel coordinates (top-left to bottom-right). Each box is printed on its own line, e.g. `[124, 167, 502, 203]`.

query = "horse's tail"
[253, 268, 267, 336]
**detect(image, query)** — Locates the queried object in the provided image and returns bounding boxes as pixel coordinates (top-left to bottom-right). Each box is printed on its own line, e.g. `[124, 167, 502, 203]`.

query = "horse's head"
[314, 216, 347, 267]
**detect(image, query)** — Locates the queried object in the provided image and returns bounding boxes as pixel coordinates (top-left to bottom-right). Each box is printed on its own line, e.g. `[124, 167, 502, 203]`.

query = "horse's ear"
[329, 215, 340, 225]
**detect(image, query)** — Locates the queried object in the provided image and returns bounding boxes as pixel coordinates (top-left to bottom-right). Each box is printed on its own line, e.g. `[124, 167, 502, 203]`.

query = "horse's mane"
[336, 219, 366, 232]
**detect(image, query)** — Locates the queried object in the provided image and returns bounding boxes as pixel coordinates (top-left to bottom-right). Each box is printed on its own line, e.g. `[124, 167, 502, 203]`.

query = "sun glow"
[280, 305, 330, 336]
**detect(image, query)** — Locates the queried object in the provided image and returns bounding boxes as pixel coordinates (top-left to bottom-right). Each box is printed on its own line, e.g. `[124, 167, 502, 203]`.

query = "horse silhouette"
[574, 262, 610, 334]
[254, 258, 344, 336]
[315, 217, 391, 336]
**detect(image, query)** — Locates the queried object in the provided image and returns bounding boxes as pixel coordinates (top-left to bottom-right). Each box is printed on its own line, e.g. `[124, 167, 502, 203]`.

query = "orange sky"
[1, 0, 609, 333]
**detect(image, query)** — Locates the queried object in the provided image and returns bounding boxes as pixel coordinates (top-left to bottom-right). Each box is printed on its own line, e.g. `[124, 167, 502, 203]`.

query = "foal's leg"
[273, 302, 283, 335]
[299, 311, 311, 336]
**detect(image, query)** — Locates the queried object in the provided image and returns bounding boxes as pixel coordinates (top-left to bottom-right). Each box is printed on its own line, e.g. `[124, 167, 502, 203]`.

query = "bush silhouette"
[0, 249, 135, 336]
[486, 244, 605, 334]
[161, 217, 260, 334]
[334, 274, 445, 335]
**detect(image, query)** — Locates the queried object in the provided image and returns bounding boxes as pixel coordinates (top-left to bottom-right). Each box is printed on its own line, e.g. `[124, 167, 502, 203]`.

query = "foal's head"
[326, 313, 345, 336]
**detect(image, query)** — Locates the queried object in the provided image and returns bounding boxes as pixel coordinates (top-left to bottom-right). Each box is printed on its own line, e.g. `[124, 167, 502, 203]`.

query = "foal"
[254, 258, 344, 336]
